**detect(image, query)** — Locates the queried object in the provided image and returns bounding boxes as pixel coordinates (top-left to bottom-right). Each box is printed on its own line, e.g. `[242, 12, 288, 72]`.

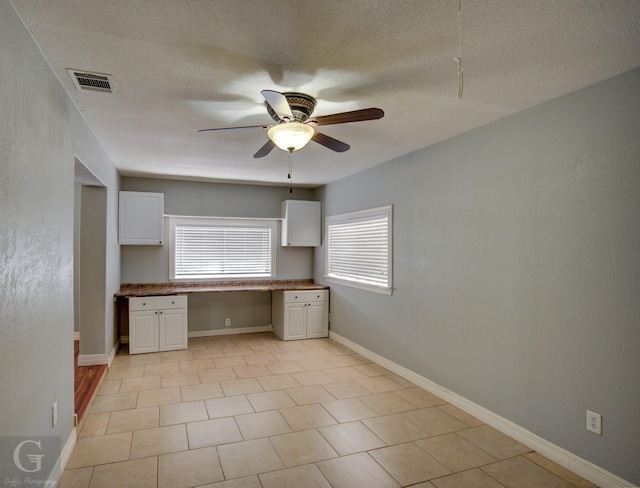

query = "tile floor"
[60, 332, 597, 488]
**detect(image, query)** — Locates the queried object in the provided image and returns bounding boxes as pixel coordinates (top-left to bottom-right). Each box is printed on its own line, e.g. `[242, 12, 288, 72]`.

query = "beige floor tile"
[356, 375, 404, 393]
[402, 407, 470, 436]
[222, 345, 255, 356]
[280, 404, 338, 431]
[143, 361, 180, 376]
[318, 420, 386, 455]
[181, 381, 225, 402]
[259, 464, 332, 488]
[361, 391, 417, 415]
[160, 400, 208, 425]
[90, 391, 138, 413]
[323, 380, 372, 399]
[110, 355, 130, 368]
[192, 347, 226, 359]
[199, 367, 237, 384]
[127, 353, 161, 366]
[246, 390, 296, 411]
[322, 397, 378, 422]
[278, 341, 308, 351]
[66, 432, 132, 469]
[161, 350, 194, 362]
[354, 363, 390, 377]
[104, 365, 145, 381]
[481, 456, 574, 488]
[363, 413, 430, 445]
[286, 385, 336, 405]
[97, 379, 121, 395]
[266, 360, 306, 374]
[235, 410, 292, 439]
[244, 352, 277, 365]
[251, 344, 284, 355]
[369, 442, 451, 486]
[273, 351, 308, 362]
[136, 386, 182, 407]
[325, 366, 368, 382]
[106, 406, 160, 433]
[59, 466, 93, 488]
[524, 452, 598, 488]
[119, 375, 161, 393]
[317, 452, 400, 488]
[161, 371, 200, 388]
[457, 425, 532, 460]
[292, 370, 335, 386]
[198, 475, 262, 488]
[416, 433, 497, 471]
[79, 412, 110, 437]
[220, 377, 264, 396]
[88, 456, 157, 488]
[324, 354, 366, 367]
[395, 387, 446, 408]
[438, 404, 484, 427]
[217, 438, 284, 479]
[297, 357, 335, 371]
[205, 395, 254, 418]
[179, 358, 215, 372]
[257, 373, 300, 391]
[158, 446, 224, 488]
[233, 363, 272, 379]
[301, 347, 335, 358]
[130, 424, 188, 459]
[270, 429, 338, 467]
[187, 417, 243, 449]
[430, 467, 504, 488]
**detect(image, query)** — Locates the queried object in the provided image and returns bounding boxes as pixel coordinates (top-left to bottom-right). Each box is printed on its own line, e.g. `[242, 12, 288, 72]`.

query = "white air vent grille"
[67, 69, 114, 93]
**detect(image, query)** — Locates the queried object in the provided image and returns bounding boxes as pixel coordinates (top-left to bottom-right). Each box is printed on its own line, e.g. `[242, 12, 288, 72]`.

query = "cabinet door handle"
[160, 311, 163, 314]
[142, 303, 146, 306]
[155, 311, 158, 314]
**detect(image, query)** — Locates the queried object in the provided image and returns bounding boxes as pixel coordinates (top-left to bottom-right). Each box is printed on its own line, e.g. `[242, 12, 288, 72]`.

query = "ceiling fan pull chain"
[288, 151, 293, 193]
[455, 0, 464, 99]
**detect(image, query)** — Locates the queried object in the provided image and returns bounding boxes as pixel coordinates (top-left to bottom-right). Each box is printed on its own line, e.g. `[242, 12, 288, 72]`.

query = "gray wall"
[314, 68, 640, 484]
[120, 177, 317, 331]
[0, 0, 120, 448]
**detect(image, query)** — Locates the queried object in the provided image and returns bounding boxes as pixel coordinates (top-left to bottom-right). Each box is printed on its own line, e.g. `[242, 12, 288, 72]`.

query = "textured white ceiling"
[10, 0, 640, 187]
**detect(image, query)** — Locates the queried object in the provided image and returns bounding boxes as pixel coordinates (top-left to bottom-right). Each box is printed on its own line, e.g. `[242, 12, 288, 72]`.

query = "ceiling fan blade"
[253, 139, 276, 158]
[261, 90, 293, 120]
[311, 130, 350, 152]
[309, 108, 384, 126]
[198, 124, 268, 133]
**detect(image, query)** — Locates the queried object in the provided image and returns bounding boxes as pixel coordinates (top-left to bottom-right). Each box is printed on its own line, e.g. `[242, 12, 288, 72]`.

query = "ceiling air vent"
[67, 69, 114, 93]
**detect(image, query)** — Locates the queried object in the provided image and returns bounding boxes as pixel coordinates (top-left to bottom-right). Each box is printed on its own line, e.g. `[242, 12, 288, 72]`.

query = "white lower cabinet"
[272, 290, 329, 340]
[129, 295, 188, 354]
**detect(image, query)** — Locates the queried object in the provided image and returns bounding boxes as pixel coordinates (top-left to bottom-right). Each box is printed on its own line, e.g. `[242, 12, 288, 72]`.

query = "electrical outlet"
[225, 317, 231, 327]
[52, 401, 58, 427]
[586, 410, 602, 435]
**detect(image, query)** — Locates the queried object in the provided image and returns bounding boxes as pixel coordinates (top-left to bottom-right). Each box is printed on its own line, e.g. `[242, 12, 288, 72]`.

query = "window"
[169, 217, 276, 281]
[326, 205, 392, 295]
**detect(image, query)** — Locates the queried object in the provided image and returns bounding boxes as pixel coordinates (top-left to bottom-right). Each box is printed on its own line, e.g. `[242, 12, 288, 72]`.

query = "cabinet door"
[284, 303, 307, 340]
[119, 191, 164, 245]
[281, 200, 321, 247]
[306, 302, 328, 338]
[130, 310, 159, 354]
[159, 309, 188, 351]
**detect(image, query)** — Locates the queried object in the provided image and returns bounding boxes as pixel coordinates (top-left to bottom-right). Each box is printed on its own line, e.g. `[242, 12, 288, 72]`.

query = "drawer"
[283, 290, 328, 303]
[129, 295, 187, 311]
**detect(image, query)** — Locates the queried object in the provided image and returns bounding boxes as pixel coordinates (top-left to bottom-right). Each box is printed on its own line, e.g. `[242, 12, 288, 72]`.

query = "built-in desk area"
[115, 280, 329, 352]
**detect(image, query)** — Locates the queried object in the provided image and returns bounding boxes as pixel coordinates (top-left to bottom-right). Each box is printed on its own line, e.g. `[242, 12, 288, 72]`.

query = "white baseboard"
[329, 331, 633, 488]
[77, 353, 108, 366]
[48, 426, 77, 485]
[107, 340, 120, 367]
[189, 325, 272, 338]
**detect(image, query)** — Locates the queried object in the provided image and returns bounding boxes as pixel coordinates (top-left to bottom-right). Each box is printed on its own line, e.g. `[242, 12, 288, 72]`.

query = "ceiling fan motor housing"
[266, 92, 317, 122]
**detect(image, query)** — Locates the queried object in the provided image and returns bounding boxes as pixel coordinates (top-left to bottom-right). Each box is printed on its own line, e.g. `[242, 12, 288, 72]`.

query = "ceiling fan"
[199, 90, 384, 158]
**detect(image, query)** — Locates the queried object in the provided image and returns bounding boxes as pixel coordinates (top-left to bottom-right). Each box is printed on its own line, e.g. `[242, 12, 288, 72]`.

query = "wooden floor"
[74, 341, 106, 423]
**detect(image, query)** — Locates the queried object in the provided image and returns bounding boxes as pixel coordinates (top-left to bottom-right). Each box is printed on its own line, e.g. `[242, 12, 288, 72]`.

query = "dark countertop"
[115, 279, 328, 297]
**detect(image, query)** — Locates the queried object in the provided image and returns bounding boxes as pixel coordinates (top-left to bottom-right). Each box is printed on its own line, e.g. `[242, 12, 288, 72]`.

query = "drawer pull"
[142, 302, 146, 306]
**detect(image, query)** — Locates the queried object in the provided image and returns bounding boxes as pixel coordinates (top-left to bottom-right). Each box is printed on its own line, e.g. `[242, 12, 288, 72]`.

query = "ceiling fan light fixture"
[267, 122, 314, 152]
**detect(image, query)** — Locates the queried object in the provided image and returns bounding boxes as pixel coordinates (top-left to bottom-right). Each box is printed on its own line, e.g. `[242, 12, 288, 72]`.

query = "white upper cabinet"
[281, 200, 321, 247]
[119, 191, 164, 245]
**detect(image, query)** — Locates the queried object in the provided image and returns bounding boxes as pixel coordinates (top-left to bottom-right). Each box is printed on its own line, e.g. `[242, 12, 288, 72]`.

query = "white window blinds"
[170, 217, 276, 280]
[326, 205, 392, 294]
